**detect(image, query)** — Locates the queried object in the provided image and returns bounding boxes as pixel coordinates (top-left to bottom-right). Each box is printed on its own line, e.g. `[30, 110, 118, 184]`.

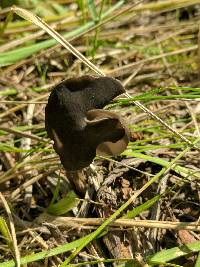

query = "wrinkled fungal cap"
[45, 75, 130, 171]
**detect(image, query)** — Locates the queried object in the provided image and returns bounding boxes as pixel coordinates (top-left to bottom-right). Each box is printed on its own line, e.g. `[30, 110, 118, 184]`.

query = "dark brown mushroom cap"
[45, 75, 129, 171]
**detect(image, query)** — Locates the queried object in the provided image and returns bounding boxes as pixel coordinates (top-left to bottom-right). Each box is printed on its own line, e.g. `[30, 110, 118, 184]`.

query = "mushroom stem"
[65, 170, 87, 194]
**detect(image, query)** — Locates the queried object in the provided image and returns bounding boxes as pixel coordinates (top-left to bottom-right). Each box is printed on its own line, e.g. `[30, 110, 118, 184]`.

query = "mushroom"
[45, 75, 130, 193]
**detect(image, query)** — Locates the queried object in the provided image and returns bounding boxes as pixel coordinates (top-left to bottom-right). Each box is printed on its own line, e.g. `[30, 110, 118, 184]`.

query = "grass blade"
[47, 191, 79, 216]
[147, 240, 200, 264]
[122, 195, 161, 219]
[0, 216, 13, 250]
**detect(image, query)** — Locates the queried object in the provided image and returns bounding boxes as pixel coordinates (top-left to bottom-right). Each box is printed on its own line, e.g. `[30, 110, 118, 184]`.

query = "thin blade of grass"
[147, 240, 200, 265]
[47, 191, 79, 216]
[122, 195, 161, 219]
[12, 6, 104, 76]
[122, 151, 200, 180]
[0, 193, 20, 267]
[0, 216, 13, 250]
[0, 234, 91, 267]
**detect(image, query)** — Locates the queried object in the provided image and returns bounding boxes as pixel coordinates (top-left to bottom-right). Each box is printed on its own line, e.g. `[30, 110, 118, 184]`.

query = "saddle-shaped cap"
[45, 75, 130, 171]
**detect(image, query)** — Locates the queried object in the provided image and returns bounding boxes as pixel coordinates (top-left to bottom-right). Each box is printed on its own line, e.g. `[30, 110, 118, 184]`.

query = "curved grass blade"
[0, 216, 13, 250]
[0, 234, 90, 267]
[122, 195, 161, 219]
[47, 191, 79, 216]
[147, 240, 200, 265]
